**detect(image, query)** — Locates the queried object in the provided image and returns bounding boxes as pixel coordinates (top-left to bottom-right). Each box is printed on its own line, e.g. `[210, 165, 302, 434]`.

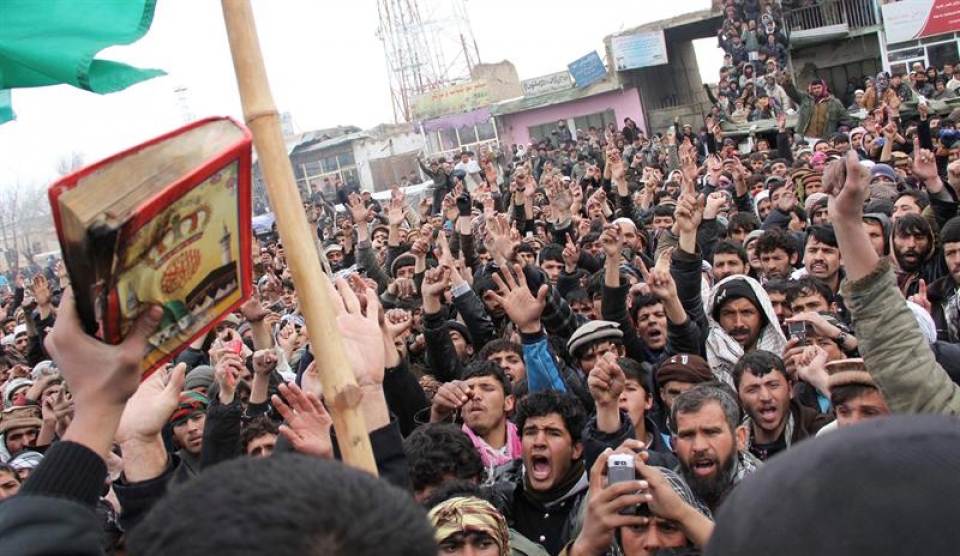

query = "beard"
[895, 248, 925, 273]
[680, 449, 738, 507]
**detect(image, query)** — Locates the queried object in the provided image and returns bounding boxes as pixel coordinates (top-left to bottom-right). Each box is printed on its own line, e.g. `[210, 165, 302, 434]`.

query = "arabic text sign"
[521, 71, 573, 97]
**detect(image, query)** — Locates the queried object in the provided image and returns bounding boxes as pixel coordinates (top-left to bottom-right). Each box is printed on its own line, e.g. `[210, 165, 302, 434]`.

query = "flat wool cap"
[567, 320, 622, 357]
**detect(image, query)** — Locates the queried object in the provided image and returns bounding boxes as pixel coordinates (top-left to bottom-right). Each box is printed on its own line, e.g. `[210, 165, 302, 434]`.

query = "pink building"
[492, 83, 646, 148]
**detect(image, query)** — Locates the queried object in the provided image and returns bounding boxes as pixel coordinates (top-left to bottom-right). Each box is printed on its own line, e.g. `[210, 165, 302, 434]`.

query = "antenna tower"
[376, 0, 481, 122]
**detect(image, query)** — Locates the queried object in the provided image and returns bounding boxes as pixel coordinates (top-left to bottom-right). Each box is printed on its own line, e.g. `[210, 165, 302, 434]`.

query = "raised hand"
[948, 159, 960, 191]
[32, 273, 51, 308]
[679, 140, 699, 191]
[647, 248, 678, 302]
[45, 287, 163, 417]
[306, 276, 386, 392]
[483, 215, 517, 264]
[272, 382, 333, 459]
[252, 348, 278, 376]
[421, 266, 451, 303]
[429, 379, 471, 422]
[55, 260, 70, 288]
[824, 151, 870, 219]
[383, 308, 413, 340]
[704, 191, 729, 220]
[563, 233, 580, 273]
[777, 188, 798, 213]
[794, 346, 830, 395]
[348, 192, 373, 225]
[674, 192, 703, 236]
[215, 352, 245, 404]
[600, 224, 624, 260]
[588, 352, 626, 407]
[239, 295, 269, 324]
[388, 194, 409, 227]
[486, 264, 548, 334]
[912, 138, 940, 184]
[908, 279, 933, 315]
[116, 363, 187, 443]
[571, 449, 649, 556]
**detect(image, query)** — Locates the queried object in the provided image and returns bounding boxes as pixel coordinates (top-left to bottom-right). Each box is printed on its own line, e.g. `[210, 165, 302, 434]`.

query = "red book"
[48, 117, 254, 376]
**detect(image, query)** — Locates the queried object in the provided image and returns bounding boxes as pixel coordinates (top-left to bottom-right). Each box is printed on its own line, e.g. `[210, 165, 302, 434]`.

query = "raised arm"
[826, 151, 960, 415]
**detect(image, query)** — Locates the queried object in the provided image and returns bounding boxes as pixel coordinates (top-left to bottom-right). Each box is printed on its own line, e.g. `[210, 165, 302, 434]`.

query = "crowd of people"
[4, 32, 960, 556]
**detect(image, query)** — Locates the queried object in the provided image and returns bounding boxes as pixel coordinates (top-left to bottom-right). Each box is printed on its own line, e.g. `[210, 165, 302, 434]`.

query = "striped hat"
[169, 392, 209, 427]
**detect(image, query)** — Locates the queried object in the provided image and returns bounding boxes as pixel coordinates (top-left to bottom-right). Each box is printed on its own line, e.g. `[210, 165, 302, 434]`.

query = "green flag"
[0, 0, 166, 123]
[0, 90, 12, 123]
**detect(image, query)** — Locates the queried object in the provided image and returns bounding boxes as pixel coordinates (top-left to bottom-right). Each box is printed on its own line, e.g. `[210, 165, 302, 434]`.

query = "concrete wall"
[497, 87, 645, 147]
[353, 126, 426, 191]
[472, 60, 524, 102]
[790, 33, 882, 89]
[619, 24, 715, 135]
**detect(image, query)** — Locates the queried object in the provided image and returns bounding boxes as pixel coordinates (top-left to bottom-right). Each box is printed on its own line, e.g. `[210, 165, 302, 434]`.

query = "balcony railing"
[784, 0, 878, 33]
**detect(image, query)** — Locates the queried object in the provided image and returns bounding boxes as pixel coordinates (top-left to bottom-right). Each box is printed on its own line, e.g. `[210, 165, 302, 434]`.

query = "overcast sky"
[0, 0, 717, 191]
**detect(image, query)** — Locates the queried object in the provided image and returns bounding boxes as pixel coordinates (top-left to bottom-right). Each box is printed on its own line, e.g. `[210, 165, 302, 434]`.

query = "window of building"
[886, 34, 960, 76]
[928, 41, 959, 71]
[477, 119, 496, 141]
[439, 128, 459, 151]
[424, 118, 500, 160]
[573, 110, 616, 134]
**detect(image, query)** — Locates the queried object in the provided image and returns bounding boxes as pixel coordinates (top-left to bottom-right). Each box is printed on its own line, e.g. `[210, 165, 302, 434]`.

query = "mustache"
[729, 327, 751, 336]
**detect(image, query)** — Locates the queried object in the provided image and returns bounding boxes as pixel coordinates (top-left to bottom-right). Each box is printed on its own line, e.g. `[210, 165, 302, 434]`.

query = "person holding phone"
[567, 442, 713, 556]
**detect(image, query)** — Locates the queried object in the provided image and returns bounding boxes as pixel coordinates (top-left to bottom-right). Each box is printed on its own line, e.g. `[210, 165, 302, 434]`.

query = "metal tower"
[376, 0, 481, 122]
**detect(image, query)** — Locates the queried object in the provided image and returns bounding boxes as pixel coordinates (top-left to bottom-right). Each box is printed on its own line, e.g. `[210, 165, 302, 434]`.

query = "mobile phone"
[226, 337, 244, 355]
[608, 454, 640, 515]
[788, 321, 807, 345]
[608, 454, 635, 484]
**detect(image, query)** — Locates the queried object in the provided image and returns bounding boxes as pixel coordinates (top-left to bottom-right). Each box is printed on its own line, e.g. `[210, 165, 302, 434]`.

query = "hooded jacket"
[705, 275, 787, 386]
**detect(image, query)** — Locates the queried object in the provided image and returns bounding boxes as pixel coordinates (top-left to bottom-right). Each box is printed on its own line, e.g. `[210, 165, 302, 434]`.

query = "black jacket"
[0, 441, 112, 556]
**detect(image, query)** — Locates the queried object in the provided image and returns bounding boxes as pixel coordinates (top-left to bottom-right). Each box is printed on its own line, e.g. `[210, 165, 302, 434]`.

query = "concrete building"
[604, 8, 720, 137]
[604, 0, 886, 137]
[785, 0, 882, 100]
[879, 0, 960, 77]
[415, 61, 523, 160]
[492, 80, 645, 148]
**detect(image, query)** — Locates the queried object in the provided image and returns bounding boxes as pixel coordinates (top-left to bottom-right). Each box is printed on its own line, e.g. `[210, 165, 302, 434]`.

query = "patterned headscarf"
[169, 392, 209, 427]
[428, 497, 510, 555]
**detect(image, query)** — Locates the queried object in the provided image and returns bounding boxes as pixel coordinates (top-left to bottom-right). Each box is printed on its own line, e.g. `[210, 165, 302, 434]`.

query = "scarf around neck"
[463, 421, 521, 470]
[523, 458, 587, 506]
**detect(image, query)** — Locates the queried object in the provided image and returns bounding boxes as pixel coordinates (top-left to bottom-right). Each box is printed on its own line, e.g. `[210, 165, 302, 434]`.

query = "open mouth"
[758, 405, 778, 422]
[530, 455, 552, 481]
[809, 263, 827, 274]
[692, 458, 716, 477]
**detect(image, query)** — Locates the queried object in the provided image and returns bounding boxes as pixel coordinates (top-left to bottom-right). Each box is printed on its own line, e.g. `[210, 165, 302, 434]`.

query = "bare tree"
[55, 151, 85, 177]
[0, 179, 52, 269]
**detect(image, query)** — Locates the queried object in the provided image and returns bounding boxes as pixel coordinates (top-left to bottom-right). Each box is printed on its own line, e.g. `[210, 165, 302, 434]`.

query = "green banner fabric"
[0, 90, 13, 124]
[0, 0, 165, 94]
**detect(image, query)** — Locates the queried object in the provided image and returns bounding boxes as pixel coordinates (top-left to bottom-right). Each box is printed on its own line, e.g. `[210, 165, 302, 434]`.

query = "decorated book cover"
[48, 116, 254, 375]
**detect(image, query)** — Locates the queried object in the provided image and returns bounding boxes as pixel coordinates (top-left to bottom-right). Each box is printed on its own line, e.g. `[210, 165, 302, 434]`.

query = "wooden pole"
[220, 0, 377, 475]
